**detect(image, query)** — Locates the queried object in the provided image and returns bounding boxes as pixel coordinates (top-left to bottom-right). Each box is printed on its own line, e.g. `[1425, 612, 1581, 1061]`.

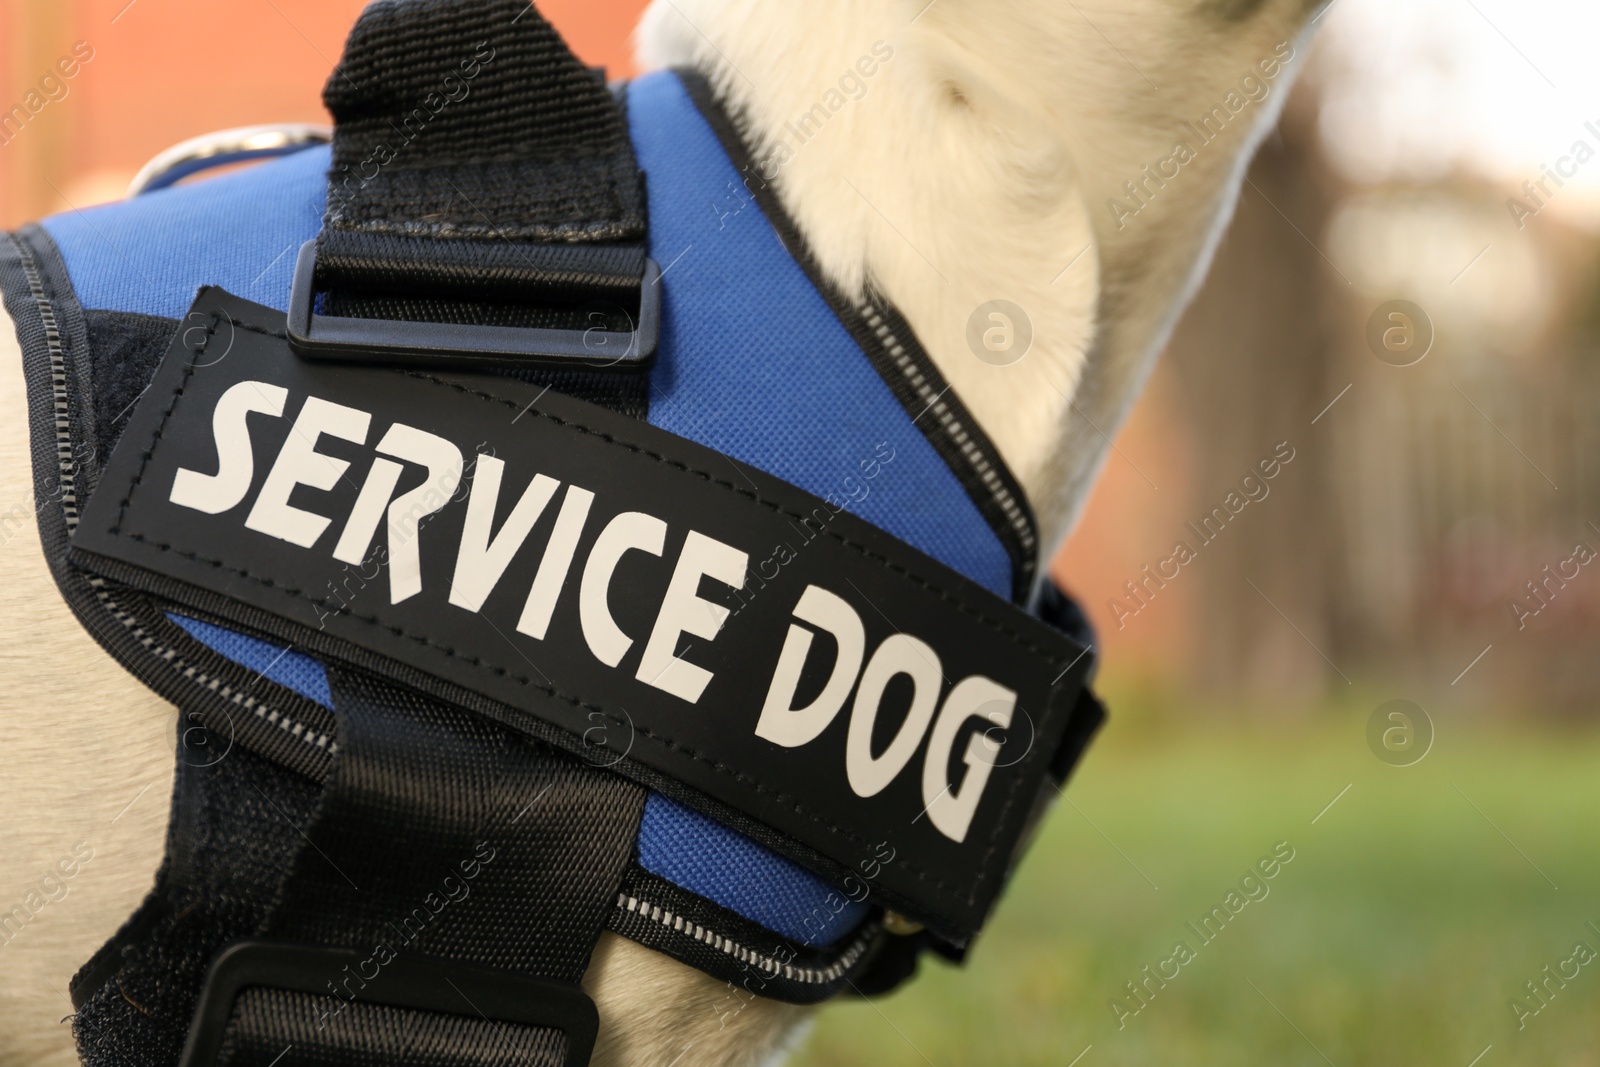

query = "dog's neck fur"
[639, 0, 1318, 556]
[0, 2, 1322, 1065]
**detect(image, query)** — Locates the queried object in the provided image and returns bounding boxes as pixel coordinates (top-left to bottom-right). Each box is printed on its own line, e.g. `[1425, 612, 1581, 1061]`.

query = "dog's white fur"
[0, 1, 1322, 1063]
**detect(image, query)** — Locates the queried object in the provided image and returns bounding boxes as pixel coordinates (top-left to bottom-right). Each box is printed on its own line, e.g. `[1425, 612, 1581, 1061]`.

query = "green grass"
[791, 692, 1600, 1067]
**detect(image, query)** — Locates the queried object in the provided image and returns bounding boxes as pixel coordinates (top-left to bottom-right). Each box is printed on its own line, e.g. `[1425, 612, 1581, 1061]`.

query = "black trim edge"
[1, 226, 339, 780]
[608, 865, 885, 1005]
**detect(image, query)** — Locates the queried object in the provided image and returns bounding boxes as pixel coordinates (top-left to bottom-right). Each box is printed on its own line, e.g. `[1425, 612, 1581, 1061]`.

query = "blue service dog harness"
[1, 2, 1103, 1064]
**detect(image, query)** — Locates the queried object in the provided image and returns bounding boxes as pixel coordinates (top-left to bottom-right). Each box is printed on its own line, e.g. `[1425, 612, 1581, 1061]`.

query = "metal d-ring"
[128, 124, 332, 197]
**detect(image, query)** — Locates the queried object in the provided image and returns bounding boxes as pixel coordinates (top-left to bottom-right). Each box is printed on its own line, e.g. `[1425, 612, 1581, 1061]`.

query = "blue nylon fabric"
[40, 70, 1012, 948]
[638, 793, 866, 944]
[628, 72, 1012, 598]
[43, 144, 327, 318]
[167, 613, 333, 708]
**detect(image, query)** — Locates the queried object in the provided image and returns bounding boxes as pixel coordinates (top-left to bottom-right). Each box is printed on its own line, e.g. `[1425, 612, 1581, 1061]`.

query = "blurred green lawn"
[792, 686, 1600, 1067]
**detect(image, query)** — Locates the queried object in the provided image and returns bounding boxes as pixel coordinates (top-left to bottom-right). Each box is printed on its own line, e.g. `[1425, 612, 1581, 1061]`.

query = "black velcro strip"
[321, 0, 644, 244]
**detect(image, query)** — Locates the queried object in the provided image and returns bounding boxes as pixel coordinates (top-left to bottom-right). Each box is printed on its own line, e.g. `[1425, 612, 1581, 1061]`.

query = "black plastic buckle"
[178, 941, 599, 1067]
[286, 240, 660, 372]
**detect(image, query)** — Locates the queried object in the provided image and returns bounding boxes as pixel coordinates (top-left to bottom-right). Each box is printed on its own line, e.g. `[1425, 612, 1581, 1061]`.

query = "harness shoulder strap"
[70, 3, 656, 1064]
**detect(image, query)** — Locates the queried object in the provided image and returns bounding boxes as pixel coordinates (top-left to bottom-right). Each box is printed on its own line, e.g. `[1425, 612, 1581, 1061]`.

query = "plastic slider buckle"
[286, 240, 660, 372]
[178, 941, 600, 1067]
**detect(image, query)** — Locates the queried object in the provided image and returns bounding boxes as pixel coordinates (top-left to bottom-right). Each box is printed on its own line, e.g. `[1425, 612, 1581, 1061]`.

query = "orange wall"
[1053, 376, 1196, 669]
[1, 0, 650, 225]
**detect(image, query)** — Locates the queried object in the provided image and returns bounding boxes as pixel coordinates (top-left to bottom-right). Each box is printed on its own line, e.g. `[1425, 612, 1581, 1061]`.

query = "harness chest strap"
[21, 1, 1104, 1064]
[81, 288, 1099, 895]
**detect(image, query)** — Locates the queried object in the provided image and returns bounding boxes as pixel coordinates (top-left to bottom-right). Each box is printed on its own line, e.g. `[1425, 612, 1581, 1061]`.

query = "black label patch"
[73, 289, 1094, 937]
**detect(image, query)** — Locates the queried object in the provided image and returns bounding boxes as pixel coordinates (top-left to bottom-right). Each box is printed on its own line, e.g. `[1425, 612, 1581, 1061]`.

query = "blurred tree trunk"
[2, 1, 79, 226]
[1160, 87, 1351, 699]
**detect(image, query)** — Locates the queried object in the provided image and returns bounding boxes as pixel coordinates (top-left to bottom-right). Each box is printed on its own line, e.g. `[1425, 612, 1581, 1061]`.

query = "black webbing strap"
[267, 672, 642, 982]
[71, 671, 644, 1067]
[211, 670, 645, 1067]
[315, 0, 650, 412]
[69, 3, 658, 1063]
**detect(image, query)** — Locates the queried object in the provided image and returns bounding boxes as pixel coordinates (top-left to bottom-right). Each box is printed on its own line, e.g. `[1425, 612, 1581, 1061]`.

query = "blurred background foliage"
[3, 0, 1595, 1063]
[801, 690, 1600, 1066]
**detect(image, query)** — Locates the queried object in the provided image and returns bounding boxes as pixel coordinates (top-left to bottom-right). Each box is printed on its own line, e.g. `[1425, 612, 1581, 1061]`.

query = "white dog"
[0, 1, 1324, 1063]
